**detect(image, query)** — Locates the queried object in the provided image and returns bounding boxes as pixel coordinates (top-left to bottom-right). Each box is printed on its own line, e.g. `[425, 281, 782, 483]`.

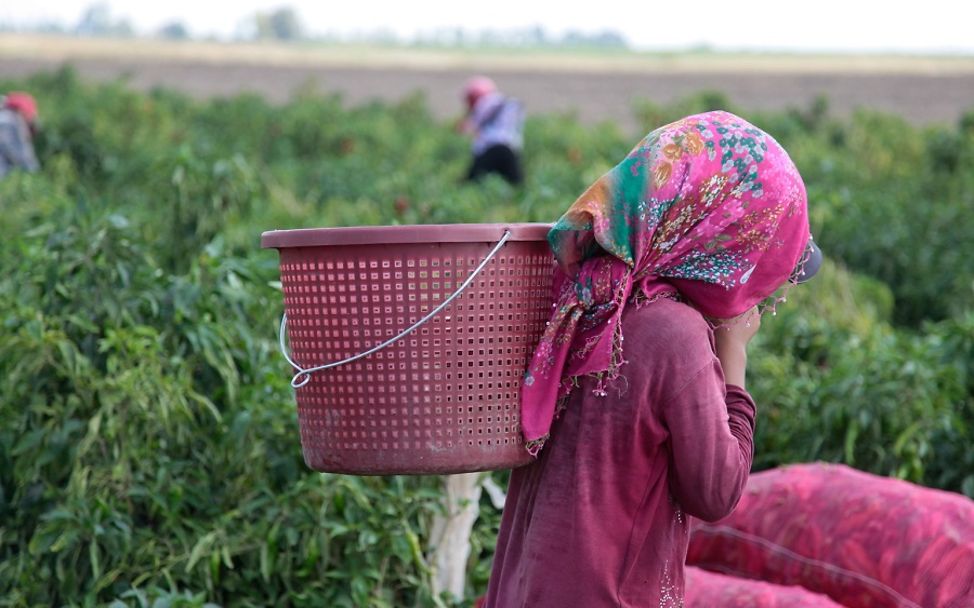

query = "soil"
[2, 54, 971, 134]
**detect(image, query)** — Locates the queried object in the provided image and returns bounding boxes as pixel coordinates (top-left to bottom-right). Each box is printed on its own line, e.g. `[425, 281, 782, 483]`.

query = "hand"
[712, 306, 761, 388]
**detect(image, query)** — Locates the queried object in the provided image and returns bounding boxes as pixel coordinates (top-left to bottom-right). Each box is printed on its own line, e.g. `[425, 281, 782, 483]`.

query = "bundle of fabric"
[685, 566, 843, 607]
[687, 463, 974, 607]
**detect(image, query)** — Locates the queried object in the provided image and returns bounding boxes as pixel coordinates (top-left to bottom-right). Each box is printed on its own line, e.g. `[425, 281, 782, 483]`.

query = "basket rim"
[261, 222, 552, 249]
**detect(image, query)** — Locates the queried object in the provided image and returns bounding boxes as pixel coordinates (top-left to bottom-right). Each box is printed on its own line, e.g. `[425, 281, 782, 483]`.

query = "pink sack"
[686, 566, 843, 607]
[687, 463, 974, 608]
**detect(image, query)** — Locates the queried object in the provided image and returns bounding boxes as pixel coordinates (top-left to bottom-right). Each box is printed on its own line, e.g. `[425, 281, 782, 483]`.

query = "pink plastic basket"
[261, 223, 554, 475]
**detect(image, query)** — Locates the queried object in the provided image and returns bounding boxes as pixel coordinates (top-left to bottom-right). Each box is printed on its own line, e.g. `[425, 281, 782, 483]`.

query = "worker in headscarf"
[457, 76, 524, 186]
[0, 92, 40, 179]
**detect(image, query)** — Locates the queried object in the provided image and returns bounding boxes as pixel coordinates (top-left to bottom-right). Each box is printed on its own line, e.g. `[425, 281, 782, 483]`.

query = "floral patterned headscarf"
[522, 111, 810, 454]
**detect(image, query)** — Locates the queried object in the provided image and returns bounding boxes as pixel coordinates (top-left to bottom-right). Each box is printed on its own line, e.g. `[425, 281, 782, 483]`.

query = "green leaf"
[186, 532, 217, 573]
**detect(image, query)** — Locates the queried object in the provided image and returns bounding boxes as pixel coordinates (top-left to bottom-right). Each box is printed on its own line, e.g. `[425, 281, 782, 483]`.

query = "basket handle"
[278, 229, 514, 389]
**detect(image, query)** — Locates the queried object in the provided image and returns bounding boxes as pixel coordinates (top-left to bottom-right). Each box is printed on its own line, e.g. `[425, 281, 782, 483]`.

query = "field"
[2, 34, 974, 132]
[1, 37, 973, 607]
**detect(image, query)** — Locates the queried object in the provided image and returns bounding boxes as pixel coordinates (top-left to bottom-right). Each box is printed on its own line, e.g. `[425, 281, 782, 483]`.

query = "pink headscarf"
[463, 76, 497, 111]
[4, 92, 38, 124]
[521, 111, 810, 454]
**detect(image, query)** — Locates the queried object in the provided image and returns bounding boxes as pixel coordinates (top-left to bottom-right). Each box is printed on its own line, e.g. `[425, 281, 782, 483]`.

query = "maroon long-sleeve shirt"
[485, 298, 757, 607]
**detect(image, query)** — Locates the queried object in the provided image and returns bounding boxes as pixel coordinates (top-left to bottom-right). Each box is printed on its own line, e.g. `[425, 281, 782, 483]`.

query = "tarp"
[687, 463, 974, 607]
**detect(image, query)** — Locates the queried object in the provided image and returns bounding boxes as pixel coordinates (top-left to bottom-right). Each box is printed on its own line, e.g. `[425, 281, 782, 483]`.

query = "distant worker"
[458, 76, 524, 186]
[0, 92, 41, 179]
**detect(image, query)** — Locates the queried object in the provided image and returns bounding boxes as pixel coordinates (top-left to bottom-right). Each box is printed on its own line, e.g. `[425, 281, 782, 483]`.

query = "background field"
[3, 34, 974, 132]
[1, 37, 973, 607]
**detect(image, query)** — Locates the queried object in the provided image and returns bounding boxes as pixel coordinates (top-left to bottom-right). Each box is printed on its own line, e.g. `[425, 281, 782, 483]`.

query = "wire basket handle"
[278, 229, 513, 389]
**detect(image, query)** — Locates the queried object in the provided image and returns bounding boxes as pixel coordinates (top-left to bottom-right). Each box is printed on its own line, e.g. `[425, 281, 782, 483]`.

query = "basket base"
[303, 446, 535, 475]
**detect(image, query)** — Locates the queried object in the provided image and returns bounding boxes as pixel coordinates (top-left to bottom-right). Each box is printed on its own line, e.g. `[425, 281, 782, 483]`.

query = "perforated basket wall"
[262, 224, 554, 475]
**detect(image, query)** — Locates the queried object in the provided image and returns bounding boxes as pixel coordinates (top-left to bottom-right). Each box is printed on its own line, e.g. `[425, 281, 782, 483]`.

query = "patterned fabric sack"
[687, 463, 974, 607]
[685, 566, 843, 607]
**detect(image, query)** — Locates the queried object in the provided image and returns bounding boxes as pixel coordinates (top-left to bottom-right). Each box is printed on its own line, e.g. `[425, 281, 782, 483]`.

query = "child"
[484, 110, 821, 607]
[457, 76, 524, 186]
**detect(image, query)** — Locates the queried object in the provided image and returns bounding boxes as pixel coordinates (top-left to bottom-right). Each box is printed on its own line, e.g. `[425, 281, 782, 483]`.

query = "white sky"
[3, 0, 974, 53]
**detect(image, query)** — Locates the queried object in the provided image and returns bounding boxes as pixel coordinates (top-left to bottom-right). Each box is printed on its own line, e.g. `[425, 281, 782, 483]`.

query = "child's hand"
[713, 306, 760, 388]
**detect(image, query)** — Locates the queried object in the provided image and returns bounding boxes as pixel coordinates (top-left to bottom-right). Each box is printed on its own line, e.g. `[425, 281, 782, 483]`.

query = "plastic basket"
[261, 223, 554, 475]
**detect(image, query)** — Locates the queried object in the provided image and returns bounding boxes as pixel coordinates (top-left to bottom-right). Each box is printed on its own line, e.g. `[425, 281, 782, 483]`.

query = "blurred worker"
[458, 76, 524, 186]
[0, 92, 41, 179]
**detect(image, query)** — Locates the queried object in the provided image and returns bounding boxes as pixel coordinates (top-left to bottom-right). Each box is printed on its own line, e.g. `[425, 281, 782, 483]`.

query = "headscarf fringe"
[525, 435, 549, 457]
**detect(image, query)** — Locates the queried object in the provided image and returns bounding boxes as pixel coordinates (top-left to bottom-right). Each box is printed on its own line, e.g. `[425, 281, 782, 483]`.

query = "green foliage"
[0, 67, 972, 605]
[751, 262, 971, 488]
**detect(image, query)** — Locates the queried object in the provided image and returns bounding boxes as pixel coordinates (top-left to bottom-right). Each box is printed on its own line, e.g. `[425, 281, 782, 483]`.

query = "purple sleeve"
[662, 360, 757, 522]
